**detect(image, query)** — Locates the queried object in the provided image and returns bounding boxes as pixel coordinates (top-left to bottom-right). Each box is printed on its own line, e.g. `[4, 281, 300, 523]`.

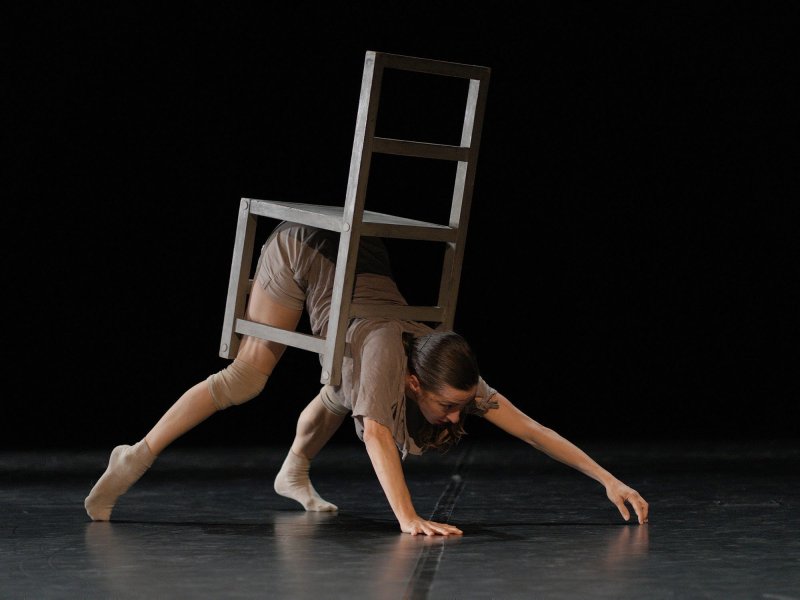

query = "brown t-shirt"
[320, 318, 498, 458]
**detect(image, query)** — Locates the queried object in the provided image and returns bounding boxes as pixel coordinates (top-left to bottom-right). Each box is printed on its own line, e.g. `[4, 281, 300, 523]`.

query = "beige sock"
[274, 450, 337, 512]
[84, 440, 156, 521]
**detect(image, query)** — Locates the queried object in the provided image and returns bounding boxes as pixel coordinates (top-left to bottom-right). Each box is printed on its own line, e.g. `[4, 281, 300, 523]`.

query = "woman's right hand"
[363, 418, 463, 536]
[401, 516, 463, 536]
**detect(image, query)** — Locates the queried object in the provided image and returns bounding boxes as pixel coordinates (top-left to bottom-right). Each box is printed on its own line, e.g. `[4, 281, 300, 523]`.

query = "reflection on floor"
[2, 439, 798, 599]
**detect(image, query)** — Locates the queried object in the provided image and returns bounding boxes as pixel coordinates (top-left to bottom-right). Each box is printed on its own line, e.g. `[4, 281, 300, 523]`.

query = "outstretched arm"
[362, 417, 463, 536]
[483, 393, 649, 524]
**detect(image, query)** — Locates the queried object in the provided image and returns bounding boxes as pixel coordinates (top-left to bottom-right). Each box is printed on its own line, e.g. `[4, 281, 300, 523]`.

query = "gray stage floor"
[2, 439, 798, 599]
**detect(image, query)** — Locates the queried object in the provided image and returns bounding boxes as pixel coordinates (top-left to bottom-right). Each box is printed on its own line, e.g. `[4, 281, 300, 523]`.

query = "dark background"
[6, 3, 798, 450]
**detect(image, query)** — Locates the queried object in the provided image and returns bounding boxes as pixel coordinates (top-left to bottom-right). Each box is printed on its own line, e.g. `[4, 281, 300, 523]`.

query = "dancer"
[85, 221, 648, 535]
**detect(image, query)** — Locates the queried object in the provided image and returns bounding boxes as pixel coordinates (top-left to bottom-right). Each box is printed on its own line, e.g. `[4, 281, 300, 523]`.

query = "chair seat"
[247, 199, 458, 242]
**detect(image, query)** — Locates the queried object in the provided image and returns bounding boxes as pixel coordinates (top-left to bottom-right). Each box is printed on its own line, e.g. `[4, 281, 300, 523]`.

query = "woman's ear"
[406, 374, 421, 394]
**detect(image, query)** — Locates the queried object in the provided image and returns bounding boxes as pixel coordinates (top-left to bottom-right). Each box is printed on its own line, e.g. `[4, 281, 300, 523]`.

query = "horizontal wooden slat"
[234, 319, 325, 354]
[372, 137, 469, 161]
[377, 52, 491, 81]
[359, 222, 456, 241]
[349, 304, 444, 322]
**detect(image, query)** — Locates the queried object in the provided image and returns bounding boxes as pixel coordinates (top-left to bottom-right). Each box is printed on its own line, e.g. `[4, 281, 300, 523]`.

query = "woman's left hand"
[606, 480, 649, 524]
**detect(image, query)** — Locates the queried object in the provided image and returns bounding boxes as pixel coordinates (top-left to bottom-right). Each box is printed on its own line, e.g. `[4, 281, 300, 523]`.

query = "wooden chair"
[218, 50, 491, 385]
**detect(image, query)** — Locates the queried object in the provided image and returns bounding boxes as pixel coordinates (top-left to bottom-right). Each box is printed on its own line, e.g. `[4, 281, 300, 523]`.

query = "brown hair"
[402, 331, 480, 453]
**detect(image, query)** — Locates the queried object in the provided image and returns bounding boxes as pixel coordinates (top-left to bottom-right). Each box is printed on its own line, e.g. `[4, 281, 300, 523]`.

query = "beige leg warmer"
[206, 358, 268, 411]
[84, 439, 156, 521]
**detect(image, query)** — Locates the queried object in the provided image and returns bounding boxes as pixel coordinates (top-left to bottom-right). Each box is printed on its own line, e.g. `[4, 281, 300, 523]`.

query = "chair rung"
[234, 319, 325, 354]
[372, 137, 470, 161]
[350, 304, 444, 322]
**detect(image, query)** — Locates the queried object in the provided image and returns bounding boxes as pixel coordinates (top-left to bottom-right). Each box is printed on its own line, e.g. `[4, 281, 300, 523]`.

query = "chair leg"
[219, 198, 258, 359]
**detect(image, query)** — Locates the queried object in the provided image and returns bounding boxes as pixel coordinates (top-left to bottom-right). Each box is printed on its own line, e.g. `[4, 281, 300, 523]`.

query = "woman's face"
[406, 375, 477, 426]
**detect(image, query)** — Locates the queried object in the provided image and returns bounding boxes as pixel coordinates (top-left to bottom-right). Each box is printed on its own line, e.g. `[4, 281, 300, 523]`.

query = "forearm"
[362, 419, 418, 525]
[484, 394, 649, 523]
[528, 423, 649, 523]
[525, 425, 616, 486]
[485, 394, 616, 486]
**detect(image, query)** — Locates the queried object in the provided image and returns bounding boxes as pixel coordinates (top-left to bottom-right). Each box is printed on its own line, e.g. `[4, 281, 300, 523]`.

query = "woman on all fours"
[85, 221, 649, 535]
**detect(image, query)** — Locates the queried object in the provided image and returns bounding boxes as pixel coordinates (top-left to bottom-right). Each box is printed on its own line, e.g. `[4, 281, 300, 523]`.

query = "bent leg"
[275, 394, 346, 511]
[143, 286, 303, 454]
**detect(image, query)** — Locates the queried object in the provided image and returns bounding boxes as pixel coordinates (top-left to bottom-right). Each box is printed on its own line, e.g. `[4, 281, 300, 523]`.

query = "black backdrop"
[6, 3, 798, 449]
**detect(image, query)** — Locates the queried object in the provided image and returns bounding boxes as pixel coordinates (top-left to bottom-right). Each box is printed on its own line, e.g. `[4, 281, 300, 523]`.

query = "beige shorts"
[253, 224, 319, 311]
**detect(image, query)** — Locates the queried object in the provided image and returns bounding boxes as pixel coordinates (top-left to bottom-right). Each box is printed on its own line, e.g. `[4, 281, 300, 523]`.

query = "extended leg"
[274, 394, 346, 511]
[85, 286, 302, 521]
